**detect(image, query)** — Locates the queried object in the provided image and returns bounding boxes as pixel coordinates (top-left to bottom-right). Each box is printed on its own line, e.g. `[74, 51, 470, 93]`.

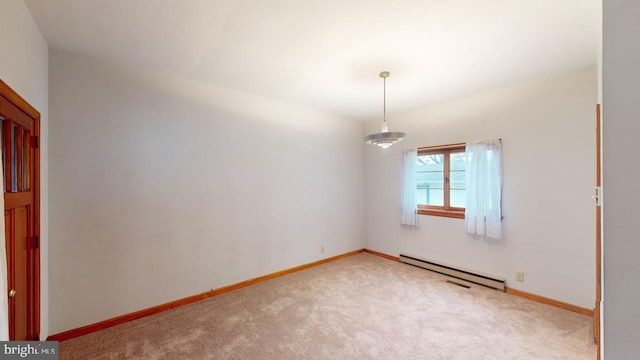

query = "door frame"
[0, 79, 41, 340]
[595, 104, 602, 359]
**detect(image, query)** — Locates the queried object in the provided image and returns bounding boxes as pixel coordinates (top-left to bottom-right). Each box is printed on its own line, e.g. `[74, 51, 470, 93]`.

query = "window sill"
[417, 208, 465, 219]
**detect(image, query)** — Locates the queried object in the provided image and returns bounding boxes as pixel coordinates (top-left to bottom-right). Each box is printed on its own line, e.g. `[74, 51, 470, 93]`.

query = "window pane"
[22, 128, 28, 191]
[417, 184, 445, 205]
[416, 181, 444, 205]
[11, 123, 16, 192]
[450, 189, 466, 208]
[450, 151, 467, 208]
[417, 171, 444, 185]
[450, 170, 466, 189]
[429, 188, 444, 206]
[417, 154, 444, 171]
[450, 152, 467, 170]
[423, 188, 444, 206]
[417, 153, 445, 206]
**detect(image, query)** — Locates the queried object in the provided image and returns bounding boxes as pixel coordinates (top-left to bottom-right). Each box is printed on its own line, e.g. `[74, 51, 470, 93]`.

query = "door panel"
[13, 206, 28, 340]
[5, 207, 29, 340]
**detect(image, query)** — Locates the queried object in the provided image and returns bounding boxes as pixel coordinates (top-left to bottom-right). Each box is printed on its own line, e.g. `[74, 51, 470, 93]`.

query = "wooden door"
[0, 80, 40, 340]
[595, 104, 602, 358]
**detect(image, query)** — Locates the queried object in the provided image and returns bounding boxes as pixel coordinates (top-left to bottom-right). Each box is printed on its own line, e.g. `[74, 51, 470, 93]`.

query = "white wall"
[365, 67, 597, 308]
[48, 49, 365, 334]
[603, 0, 640, 358]
[0, 0, 49, 339]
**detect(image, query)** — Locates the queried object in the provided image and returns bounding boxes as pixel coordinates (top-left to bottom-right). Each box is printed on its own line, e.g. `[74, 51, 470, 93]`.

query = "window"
[416, 143, 467, 218]
[0, 116, 31, 193]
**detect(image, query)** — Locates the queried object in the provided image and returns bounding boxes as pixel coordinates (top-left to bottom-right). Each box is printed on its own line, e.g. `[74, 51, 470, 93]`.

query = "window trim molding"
[417, 142, 466, 219]
[417, 207, 465, 219]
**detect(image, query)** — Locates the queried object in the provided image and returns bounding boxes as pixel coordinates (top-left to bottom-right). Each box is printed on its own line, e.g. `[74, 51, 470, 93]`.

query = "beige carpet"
[59, 253, 596, 359]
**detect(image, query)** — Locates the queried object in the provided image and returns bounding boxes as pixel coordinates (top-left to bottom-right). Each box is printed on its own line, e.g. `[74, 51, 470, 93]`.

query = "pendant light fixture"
[364, 71, 406, 149]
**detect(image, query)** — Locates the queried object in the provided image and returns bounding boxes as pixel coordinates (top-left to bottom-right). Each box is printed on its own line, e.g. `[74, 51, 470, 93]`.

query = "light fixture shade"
[365, 71, 406, 149]
[365, 132, 406, 149]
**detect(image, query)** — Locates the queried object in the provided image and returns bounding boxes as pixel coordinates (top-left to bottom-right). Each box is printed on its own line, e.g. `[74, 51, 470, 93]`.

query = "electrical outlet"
[320, 246, 325, 253]
[516, 272, 525, 282]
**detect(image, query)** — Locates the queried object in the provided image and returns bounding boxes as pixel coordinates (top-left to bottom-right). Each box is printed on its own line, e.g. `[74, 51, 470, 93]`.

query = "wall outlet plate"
[516, 272, 525, 282]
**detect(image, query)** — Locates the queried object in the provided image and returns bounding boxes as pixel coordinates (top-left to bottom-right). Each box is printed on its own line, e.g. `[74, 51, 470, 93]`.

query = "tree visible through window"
[417, 143, 466, 218]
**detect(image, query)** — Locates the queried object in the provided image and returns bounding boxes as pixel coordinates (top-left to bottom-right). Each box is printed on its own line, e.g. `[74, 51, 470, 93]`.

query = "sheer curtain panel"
[465, 139, 502, 239]
[401, 149, 419, 227]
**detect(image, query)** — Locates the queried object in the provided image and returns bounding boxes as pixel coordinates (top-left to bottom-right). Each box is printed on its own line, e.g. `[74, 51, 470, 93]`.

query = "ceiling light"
[364, 71, 406, 149]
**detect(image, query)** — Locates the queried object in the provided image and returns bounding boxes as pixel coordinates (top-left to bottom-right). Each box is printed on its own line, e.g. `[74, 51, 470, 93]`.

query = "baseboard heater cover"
[399, 254, 506, 291]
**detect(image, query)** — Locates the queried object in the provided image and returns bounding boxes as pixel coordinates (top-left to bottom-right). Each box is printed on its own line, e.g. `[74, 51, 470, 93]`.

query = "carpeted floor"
[59, 253, 596, 359]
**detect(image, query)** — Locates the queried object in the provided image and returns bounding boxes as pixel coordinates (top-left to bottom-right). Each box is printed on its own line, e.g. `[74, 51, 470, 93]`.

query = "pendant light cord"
[383, 75, 387, 126]
[378, 71, 390, 133]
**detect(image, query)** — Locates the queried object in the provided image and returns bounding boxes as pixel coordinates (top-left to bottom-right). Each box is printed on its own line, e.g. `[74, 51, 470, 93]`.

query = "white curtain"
[465, 139, 502, 239]
[401, 148, 418, 227]
[0, 162, 7, 340]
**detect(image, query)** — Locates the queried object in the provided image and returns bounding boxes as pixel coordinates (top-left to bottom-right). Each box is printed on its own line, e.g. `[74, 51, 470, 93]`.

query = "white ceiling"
[24, 0, 598, 121]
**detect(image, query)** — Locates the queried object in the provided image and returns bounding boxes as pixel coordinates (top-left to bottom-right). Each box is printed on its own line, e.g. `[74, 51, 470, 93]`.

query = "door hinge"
[592, 186, 602, 206]
[30, 135, 39, 149]
[28, 236, 39, 249]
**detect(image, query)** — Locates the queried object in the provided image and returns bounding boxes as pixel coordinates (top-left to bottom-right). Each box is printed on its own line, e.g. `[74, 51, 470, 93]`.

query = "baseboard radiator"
[399, 254, 506, 291]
